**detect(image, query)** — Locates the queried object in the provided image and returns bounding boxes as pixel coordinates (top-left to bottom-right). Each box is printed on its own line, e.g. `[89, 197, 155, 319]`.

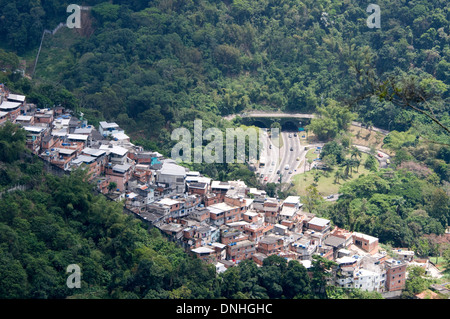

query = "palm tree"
[313, 171, 320, 186]
[350, 146, 362, 160]
[354, 159, 361, 173]
[334, 169, 343, 184]
[342, 159, 353, 178]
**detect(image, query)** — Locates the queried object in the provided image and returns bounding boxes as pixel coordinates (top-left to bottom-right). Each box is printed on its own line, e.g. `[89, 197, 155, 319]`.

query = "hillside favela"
[0, 0, 449, 310]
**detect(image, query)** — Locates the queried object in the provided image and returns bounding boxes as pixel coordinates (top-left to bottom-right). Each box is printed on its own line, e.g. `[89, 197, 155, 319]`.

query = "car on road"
[294, 133, 297, 137]
[290, 147, 293, 151]
[327, 195, 334, 199]
[276, 170, 280, 174]
[289, 170, 293, 174]
[296, 157, 300, 161]
[271, 161, 275, 166]
[378, 152, 383, 158]
[264, 176, 268, 181]
[288, 134, 292, 138]
[285, 164, 289, 170]
[269, 144, 272, 149]
[260, 174, 264, 178]
[269, 168, 273, 173]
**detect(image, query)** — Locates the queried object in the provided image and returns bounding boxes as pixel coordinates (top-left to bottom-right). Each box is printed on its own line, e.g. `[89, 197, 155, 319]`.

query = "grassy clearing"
[348, 125, 394, 156]
[292, 152, 371, 197]
[306, 148, 319, 161]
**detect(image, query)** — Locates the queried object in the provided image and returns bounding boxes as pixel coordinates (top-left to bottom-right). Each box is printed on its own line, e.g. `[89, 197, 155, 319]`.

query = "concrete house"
[156, 161, 186, 194]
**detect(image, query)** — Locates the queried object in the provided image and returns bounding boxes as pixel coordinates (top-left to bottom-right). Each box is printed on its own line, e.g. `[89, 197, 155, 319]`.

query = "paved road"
[278, 132, 303, 184]
[247, 111, 392, 187]
[353, 145, 390, 168]
[257, 137, 391, 187]
[258, 131, 311, 185]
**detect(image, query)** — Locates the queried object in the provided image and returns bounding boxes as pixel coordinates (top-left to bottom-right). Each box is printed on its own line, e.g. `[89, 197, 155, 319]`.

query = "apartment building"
[227, 239, 256, 262]
[257, 235, 284, 256]
[0, 101, 21, 122]
[353, 232, 379, 255]
[220, 228, 249, 245]
[243, 221, 274, 242]
[105, 163, 133, 192]
[385, 259, 407, 292]
[306, 217, 331, 233]
[156, 161, 186, 194]
[98, 121, 121, 137]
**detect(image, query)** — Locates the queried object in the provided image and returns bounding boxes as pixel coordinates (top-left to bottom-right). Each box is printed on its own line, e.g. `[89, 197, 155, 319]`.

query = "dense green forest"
[1, 0, 449, 148]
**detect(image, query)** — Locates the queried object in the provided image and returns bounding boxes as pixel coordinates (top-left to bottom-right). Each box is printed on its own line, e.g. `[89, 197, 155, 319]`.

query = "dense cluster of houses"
[0, 86, 433, 297]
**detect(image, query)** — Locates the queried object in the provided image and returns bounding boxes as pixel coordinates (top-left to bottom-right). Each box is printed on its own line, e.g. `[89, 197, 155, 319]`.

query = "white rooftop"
[309, 217, 330, 227]
[67, 134, 89, 141]
[192, 247, 215, 254]
[51, 129, 68, 137]
[159, 162, 186, 176]
[244, 211, 258, 217]
[336, 256, 358, 265]
[226, 221, 249, 227]
[112, 131, 129, 140]
[112, 163, 132, 173]
[299, 260, 312, 268]
[284, 196, 301, 204]
[23, 126, 45, 133]
[211, 180, 230, 189]
[82, 147, 106, 157]
[0, 101, 21, 110]
[207, 202, 238, 214]
[99, 121, 120, 129]
[54, 118, 71, 126]
[16, 115, 33, 121]
[7, 94, 26, 102]
[126, 192, 138, 199]
[157, 197, 181, 206]
[280, 206, 298, 217]
[73, 127, 93, 134]
[72, 155, 96, 164]
[100, 144, 128, 156]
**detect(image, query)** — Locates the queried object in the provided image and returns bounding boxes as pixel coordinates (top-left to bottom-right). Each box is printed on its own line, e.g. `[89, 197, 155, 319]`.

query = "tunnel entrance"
[281, 120, 298, 132]
[249, 120, 269, 128]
